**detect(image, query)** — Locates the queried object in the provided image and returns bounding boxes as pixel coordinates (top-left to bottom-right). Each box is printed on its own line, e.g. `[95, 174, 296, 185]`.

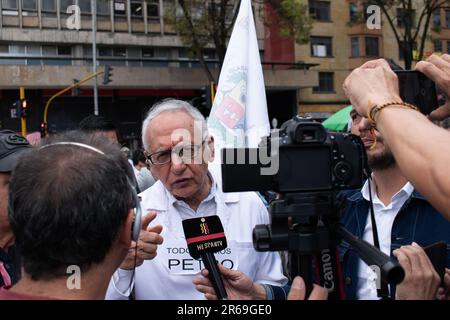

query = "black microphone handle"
[201, 253, 228, 300]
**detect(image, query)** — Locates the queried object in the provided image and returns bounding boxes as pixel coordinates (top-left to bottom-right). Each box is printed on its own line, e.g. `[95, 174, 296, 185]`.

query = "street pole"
[19, 87, 26, 137]
[91, 0, 98, 115]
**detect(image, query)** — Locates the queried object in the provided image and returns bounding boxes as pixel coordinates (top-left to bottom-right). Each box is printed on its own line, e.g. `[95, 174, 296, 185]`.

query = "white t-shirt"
[106, 172, 287, 300]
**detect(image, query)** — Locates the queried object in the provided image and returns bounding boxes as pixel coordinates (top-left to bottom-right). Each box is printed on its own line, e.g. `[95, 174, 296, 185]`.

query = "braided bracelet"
[367, 101, 418, 126]
[366, 101, 418, 150]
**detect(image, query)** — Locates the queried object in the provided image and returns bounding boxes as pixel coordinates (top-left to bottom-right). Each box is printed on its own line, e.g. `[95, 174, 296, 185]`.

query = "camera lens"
[334, 161, 352, 183]
[253, 225, 271, 251]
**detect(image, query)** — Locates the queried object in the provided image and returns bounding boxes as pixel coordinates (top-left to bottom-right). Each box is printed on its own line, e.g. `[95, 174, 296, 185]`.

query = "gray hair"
[141, 98, 208, 151]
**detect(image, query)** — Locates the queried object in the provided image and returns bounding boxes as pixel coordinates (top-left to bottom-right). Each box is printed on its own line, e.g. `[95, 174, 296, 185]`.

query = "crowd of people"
[1, 54, 450, 300]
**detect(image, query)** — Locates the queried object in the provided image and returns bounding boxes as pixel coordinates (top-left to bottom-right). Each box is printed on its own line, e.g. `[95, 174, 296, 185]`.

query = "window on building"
[131, 0, 143, 17]
[99, 47, 126, 57]
[114, 0, 126, 16]
[0, 44, 25, 65]
[399, 41, 417, 60]
[309, 0, 330, 21]
[310, 36, 332, 57]
[446, 10, 450, 28]
[433, 9, 441, 28]
[147, 0, 159, 18]
[142, 47, 169, 67]
[41, 0, 56, 12]
[2, 0, 18, 10]
[58, 46, 71, 55]
[365, 37, 379, 57]
[127, 47, 140, 66]
[42, 45, 72, 65]
[26, 45, 41, 65]
[397, 8, 416, 28]
[313, 72, 334, 93]
[21, 0, 37, 11]
[434, 39, 442, 53]
[351, 37, 360, 57]
[78, 0, 91, 14]
[97, 0, 110, 16]
[60, 0, 75, 13]
[99, 46, 127, 65]
[447, 41, 450, 54]
[349, 2, 358, 22]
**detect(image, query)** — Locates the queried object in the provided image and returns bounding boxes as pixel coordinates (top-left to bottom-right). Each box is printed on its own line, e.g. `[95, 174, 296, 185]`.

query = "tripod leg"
[289, 251, 313, 298]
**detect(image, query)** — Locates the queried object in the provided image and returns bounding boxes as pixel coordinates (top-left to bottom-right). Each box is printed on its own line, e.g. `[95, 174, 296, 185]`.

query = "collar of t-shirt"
[164, 172, 217, 219]
[0, 287, 55, 300]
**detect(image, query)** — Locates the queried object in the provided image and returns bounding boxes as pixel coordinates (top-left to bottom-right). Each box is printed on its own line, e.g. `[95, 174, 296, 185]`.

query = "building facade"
[0, 0, 317, 146]
[297, 0, 450, 119]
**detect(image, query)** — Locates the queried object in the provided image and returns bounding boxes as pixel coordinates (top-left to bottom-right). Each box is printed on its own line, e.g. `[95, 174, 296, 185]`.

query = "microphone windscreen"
[182, 215, 227, 259]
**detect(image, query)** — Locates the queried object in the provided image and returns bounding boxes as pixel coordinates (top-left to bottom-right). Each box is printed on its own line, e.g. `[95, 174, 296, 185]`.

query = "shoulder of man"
[138, 180, 167, 211]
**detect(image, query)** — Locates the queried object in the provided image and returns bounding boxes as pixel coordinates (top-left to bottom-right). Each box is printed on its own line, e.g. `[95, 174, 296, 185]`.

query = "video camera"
[221, 116, 366, 193]
[221, 117, 404, 299]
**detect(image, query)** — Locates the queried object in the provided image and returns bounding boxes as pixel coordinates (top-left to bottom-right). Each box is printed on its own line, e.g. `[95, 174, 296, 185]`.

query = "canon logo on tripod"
[320, 249, 335, 291]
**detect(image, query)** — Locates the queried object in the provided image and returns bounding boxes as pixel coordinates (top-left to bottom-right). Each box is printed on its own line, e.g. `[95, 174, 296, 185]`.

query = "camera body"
[221, 117, 367, 194]
[395, 70, 438, 115]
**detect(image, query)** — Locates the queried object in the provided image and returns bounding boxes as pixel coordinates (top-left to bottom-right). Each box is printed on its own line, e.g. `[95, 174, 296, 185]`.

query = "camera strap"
[367, 178, 390, 299]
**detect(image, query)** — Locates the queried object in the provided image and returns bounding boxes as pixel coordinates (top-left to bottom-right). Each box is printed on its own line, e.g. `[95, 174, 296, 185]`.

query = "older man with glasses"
[106, 99, 287, 300]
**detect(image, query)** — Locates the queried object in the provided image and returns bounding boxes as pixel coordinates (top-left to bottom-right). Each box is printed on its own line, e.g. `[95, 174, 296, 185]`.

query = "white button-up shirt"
[356, 179, 414, 300]
[106, 172, 287, 300]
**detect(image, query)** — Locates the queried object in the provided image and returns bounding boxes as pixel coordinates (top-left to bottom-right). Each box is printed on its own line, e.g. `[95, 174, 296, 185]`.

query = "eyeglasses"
[145, 141, 206, 165]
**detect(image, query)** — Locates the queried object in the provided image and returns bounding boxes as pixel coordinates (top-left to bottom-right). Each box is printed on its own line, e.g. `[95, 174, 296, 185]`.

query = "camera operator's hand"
[437, 268, 450, 300]
[287, 276, 328, 300]
[193, 264, 266, 300]
[193, 264, 328, 300]
[416, 54, 450, 121]
[343, 59, 402, 117]
[393, 242, 440, 300]
[120, 211, 164, 270]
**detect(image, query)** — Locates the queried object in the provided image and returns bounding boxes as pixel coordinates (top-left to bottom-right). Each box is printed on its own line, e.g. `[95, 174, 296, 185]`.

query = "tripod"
[253, 191, 405, 299]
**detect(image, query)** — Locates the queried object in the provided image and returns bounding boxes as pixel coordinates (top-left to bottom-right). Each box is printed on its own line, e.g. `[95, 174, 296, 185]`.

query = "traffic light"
[103, 65, 114, 85]
[72, 79, 80, 96]
[40, 122, 47, 138]
[13, 99, 29, 118]
[200, 81, 215, 111]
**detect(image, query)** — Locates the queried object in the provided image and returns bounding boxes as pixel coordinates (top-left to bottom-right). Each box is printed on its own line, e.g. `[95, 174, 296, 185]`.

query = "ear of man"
[204, 135, 215, 162]
[117, 208, 135, 248]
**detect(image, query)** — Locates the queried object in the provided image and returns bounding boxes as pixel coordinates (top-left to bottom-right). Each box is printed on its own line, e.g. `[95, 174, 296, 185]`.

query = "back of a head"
[131, 149, 146, 166]
[8, 130, 134, 280]
[79, 115, 116, 133]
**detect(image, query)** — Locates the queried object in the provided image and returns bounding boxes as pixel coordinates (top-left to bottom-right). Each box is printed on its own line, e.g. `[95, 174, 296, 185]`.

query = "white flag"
[207, 0, 270, 149]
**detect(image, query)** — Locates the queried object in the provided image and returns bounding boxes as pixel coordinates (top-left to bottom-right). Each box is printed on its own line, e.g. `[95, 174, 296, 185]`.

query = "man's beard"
[368, 146, 396, 170]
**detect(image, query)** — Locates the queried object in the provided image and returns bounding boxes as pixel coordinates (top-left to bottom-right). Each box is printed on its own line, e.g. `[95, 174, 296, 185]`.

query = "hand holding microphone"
[183, 215, 228, 300]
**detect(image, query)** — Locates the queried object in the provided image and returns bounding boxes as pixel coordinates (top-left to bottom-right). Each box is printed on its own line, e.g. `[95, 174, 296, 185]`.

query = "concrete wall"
[0, 65, 318, 90]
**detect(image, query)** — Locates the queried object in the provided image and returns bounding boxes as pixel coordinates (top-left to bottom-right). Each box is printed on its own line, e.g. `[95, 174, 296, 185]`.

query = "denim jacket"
[339, 189, 450, 300]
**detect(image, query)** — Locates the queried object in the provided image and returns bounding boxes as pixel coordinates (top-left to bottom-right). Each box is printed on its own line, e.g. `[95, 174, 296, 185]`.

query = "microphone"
[182, 215, 228, 300]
